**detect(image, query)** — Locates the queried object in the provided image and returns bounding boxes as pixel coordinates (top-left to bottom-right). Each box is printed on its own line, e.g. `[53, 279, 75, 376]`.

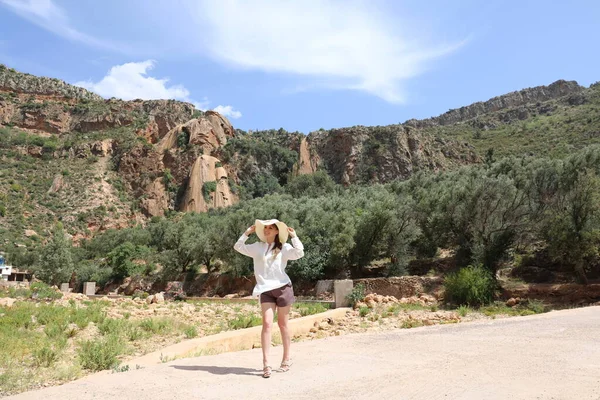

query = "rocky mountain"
[0, 63, 598, 246]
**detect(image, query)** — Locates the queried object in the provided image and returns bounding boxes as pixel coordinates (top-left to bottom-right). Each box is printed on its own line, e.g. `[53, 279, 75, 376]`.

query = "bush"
[202, 181, 217, 202]
[346, 283, 366, 308]
[33, 346, 59, 367]
[30, 282, 62, 300]
[107, 242, 151, 279]
[78, 335, 123, 371]
[444, 264, 495, 306]
[183, 325, 198, 338]
[228, 313, 262, 330]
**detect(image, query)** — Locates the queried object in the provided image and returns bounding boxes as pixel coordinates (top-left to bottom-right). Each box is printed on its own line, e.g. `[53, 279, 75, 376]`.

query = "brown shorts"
[260, 283, 295, 307]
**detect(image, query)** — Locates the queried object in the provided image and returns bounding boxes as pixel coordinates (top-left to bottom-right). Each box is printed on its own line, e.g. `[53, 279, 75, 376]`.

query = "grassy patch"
[228, 313, 262, 330]
[292, 301, 331, 316]
[401, 319, 424, 329]
[182, 325, 198, 339]
[479, 300, 548, 317]
[78, 335, 123, 371]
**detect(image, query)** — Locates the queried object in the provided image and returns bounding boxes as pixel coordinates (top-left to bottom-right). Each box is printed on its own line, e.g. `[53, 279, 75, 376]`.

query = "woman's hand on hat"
[245, 225, 256, 235]
[287, 227, 296, 238]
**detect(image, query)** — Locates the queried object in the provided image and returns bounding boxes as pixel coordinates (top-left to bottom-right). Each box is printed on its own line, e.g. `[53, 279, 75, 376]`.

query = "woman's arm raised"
[233, 225, 258, 257]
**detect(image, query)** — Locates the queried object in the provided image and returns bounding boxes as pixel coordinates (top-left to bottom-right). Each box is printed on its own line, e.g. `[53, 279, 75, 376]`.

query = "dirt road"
[7, 306, 600, 400]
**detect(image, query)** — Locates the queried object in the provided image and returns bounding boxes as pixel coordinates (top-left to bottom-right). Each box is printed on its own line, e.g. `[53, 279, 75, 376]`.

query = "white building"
[0, 263, 12, 281]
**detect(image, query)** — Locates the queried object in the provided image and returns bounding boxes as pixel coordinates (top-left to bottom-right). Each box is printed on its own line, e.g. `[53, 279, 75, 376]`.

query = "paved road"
[8, 306, 600, 400]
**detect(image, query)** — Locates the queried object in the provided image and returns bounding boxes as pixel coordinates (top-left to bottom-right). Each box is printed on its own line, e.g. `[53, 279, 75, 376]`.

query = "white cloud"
[75, 60, 190, 101]
[212, 105, 242, 119]
[0, 0, 123, 51]
[183, 0, 466, 103]
[75, 60, 241, 118]
[1, 0, 467, 104]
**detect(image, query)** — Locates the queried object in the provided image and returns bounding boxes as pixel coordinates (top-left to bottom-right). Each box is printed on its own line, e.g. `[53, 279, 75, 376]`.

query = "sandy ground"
[6, 306, 600, 400]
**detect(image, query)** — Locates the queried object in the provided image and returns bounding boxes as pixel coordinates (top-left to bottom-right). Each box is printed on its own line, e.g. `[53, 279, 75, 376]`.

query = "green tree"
[35, 223, 74, 285]
[107, 242, 152, 279]
[540, 168, 600, 283]
[285, 171, 338, 198]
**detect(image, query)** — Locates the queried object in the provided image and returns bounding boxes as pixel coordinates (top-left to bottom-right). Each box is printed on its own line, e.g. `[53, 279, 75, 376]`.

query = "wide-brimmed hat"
[255, 219, 289, 243]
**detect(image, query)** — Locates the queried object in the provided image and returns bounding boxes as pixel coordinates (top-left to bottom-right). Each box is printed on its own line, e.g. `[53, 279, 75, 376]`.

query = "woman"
[233, 219, 304, 378]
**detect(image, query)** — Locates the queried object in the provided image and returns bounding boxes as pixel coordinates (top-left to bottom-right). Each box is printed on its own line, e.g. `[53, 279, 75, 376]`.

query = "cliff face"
[0, 64, 237, 222]
[405, 80, 585, 128]
[293, 79, 587, 185]
[301, 125, 479, 185]
[180, 155, 237, 213]
[1, 64, 594, 243]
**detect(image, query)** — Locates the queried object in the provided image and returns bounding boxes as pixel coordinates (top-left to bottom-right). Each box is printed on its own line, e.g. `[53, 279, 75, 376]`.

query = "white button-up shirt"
[234, 234, 305, 297]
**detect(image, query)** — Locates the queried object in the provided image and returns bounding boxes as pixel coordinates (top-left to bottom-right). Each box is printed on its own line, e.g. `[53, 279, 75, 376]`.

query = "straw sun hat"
[254, 219, 289, 243]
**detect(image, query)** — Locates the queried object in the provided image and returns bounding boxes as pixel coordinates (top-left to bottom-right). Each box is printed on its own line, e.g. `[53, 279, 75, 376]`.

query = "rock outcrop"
[0, 64, 195, 139]
[293, 136, 320, 175]
[0, 64, 103, 101]
[157, 112, 234, 154]
[180, 155, 237, 213]
[140, 178, 170, 217]
[301, 125, 479, 185]
[405, 79, 584, 128]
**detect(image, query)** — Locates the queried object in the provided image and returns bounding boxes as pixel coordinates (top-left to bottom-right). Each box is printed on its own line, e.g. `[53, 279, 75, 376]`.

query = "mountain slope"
[0, 63, 598, 248]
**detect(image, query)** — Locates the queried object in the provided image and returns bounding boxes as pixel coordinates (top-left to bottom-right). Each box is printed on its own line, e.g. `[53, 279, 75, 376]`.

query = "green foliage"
[30, 282, 63, 300]
[35, 224, 74, 285]
[358, 306, 370, 317]
[202, 181, 217, 202]
[444, 264, 496, 306]
[292, 302, 331, 316]
[239, 173, 281, 199]
[107, 242, 152, 280]
[77, 335, 123, 371]
[221, 130, 299, 197]
[73, 260, 112, 292]
[228, 313, 262, 330]
[177, 130, 189, 148]
[183, 325, 198, 338]
[538, 165, 600, 283]
[347, 283, 366, 307]
[138, 318, 172, 334]
[420, 84, 600, 159]
[285, 171, 338, 198]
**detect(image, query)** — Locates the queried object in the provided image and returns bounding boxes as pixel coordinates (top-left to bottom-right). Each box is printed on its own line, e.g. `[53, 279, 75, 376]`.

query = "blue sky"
[0, 0, 598, 133]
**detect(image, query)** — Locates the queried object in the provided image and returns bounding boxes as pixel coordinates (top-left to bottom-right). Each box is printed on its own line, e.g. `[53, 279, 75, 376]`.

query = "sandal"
[279, 359, 292, 372]
[263, 365, 272, 378]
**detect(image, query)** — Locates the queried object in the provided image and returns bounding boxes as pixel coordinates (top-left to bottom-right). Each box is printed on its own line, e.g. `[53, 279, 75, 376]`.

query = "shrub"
[346, 283, 366, 308]
[202, 181, 217, 202]
[228, 313, 262, 330]
[78, 335, 123, 371]
[30, 282, 62, 300]
[444, 264, 495, 306]
[33, 346, 59, 367]
[183, 325, 198, 338]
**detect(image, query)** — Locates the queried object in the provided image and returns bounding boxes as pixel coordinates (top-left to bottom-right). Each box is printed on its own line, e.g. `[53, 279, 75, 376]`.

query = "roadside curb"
[123, 307, 352, 367]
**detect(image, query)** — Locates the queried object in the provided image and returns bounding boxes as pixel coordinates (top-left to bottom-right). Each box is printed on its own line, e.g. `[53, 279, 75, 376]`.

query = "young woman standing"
[234, 219, 304, 378]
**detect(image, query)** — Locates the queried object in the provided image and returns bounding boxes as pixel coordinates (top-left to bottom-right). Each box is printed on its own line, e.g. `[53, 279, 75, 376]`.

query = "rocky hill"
[0, 63, 598, 247]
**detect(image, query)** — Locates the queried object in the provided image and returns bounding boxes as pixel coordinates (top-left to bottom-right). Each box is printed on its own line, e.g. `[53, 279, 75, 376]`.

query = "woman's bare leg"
[277, 305, 292, 364]
[261, 302, 276, 367]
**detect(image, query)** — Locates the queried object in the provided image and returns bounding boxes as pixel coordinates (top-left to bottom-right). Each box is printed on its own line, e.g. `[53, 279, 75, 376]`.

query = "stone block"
[334, 279, 353, 308]
[83, 282, 96, 296]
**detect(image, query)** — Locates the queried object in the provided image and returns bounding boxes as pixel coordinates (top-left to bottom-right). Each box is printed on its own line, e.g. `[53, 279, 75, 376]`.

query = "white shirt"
[233, 234, 305, 297]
